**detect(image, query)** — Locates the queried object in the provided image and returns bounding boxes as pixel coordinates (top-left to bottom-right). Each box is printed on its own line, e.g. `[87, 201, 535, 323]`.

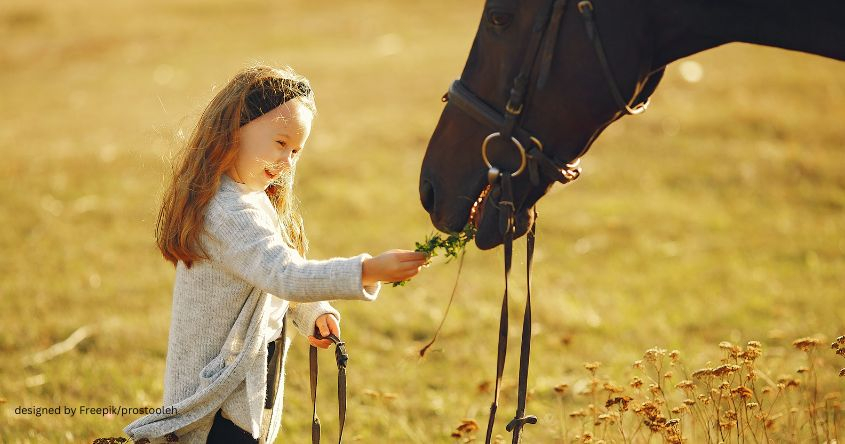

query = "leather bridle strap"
[484, 173, 516, 444]
[577, 0, 649, 115]
[505, 213, 538, 441]
[447, 81, 581, 189]
[310, 332, 348, 444]
[443, 0, 581, 189]
[446, 80, 532, 145]
[501, 0, 568, 141]
[537, 0, 569, 89]
[483, 173, 540, 444]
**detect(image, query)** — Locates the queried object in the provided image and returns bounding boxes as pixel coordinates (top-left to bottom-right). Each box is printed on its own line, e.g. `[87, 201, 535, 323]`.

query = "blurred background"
[1, 0, 843, 442]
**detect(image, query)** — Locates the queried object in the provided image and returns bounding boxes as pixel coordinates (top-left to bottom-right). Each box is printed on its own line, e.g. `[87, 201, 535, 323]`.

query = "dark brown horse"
[419, 0, 845, 249]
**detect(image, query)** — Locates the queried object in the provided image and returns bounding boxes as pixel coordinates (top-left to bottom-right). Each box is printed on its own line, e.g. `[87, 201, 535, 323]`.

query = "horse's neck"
[645, 0, 845, 67]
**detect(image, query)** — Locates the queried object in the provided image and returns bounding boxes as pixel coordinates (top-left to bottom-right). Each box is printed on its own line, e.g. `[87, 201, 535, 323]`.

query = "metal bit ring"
[481, 132, 527, 178]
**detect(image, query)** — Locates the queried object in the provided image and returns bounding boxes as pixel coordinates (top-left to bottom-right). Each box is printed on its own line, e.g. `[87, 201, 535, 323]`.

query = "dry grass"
[1, 0, 843, 442]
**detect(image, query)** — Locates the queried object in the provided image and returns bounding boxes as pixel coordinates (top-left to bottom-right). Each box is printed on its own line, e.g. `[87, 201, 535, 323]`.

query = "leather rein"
[309, 331, 348, 444]
[440, 1, 649, 442]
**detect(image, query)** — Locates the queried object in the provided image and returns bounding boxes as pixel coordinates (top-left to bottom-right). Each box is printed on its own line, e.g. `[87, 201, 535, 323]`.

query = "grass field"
[1, 0, 843, 442]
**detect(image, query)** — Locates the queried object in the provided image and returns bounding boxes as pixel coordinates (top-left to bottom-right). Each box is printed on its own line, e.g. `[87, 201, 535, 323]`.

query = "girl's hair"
[156, 65, 316, 268]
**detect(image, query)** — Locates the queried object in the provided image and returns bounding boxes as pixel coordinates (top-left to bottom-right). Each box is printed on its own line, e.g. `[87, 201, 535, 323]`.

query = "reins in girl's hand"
[310, 329, 348, 444]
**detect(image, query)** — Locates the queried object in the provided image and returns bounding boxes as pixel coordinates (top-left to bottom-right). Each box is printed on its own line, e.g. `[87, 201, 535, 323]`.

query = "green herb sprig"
[392, 223, 476, 287]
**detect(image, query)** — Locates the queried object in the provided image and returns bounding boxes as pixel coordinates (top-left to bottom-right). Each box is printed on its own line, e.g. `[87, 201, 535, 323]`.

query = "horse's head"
[419, 0, 664, 249]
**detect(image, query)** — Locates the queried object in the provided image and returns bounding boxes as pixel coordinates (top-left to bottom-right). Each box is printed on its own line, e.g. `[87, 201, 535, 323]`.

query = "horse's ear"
[632, 67, 666, 106]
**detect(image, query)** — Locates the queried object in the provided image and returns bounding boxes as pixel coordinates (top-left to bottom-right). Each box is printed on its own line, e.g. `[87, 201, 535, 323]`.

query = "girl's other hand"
[362, 249, 427, 286]
[307, 313, 339, 349]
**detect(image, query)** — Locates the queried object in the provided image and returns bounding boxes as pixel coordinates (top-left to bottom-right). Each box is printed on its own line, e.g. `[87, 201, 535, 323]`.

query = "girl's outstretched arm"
[203, 201, 379, 302]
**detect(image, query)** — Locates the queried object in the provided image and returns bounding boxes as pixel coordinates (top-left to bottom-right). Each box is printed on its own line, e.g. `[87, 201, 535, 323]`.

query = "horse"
[416, 1, 844, 442]
[418, 0, 845, 250]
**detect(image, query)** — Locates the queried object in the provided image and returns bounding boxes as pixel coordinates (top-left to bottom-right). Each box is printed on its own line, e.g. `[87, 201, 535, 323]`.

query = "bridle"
[440, 1, 649, 442]
[443, 0, 650, 191]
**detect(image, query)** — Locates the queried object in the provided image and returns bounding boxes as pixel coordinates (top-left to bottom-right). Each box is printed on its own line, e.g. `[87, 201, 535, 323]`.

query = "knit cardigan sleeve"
[203, 199, 381, 302]
[288, 301, 340, 338]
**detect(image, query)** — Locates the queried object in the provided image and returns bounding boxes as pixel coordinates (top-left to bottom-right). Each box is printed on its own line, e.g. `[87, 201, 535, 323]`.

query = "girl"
[124, 65, 427, 444]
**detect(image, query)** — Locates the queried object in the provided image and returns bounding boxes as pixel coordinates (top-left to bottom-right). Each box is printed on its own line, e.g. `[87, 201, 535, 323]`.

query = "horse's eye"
[488, 11, 512, 27]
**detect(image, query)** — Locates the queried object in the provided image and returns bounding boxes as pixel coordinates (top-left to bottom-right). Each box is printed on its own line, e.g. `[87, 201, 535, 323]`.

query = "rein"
[309, 331, 348, 444]
[440, 1, 649, 442]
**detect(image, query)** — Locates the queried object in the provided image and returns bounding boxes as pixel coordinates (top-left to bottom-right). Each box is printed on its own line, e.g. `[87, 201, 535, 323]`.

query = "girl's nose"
[276, 151, 293, 166]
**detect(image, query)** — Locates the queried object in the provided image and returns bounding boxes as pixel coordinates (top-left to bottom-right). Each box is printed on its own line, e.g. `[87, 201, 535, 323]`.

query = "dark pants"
[206, 341, 277, 444]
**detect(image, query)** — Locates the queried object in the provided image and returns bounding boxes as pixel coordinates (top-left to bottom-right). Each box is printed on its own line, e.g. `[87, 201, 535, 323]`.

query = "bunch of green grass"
[392, 223, 476, 287]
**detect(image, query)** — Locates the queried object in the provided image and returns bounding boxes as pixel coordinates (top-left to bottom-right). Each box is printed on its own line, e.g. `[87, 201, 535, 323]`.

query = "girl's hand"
[362, 249, 428, 286]
[307, 314, 339, 349]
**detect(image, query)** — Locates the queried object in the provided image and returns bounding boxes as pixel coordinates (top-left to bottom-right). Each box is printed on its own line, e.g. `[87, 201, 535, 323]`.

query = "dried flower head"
[478, 381, 492, 393]
[584, 361, 601, 372]
[692, 368, 714, 379]
[712, 364, 740, 378]
[649, 384, 661, 396]
[731, 386, 754, 399]
[605, 396, 633, 411]
[742, 342, 762, 360]
[603, 382, 625, 393]
[719, 341, 742, 358]
[792, 337, 821, 352]
[675, 380, 695, 390]
[456, 419, 479, 434]
[644, 348, 667, 362]
[553, 383, 569, 395]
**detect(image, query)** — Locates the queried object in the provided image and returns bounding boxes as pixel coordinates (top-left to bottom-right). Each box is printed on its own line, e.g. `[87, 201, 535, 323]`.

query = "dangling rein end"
[505, 414, 538, 432]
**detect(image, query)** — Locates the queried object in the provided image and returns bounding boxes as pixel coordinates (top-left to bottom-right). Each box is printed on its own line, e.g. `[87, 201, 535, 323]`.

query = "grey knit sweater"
[124, 174, 381, 443]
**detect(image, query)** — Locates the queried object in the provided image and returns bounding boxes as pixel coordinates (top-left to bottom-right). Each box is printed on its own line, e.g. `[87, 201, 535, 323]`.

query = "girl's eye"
[276, 140, 286, 147]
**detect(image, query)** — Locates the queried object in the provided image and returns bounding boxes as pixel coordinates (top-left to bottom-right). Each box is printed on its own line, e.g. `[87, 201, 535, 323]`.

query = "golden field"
[1, 0, 843, 442]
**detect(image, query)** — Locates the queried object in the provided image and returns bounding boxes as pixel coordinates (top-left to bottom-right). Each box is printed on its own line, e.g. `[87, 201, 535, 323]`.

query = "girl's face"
[226, 98, 313, 192]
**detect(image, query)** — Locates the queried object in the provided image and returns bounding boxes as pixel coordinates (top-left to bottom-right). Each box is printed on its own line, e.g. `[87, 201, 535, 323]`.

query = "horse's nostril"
[420, 180, 435, 213]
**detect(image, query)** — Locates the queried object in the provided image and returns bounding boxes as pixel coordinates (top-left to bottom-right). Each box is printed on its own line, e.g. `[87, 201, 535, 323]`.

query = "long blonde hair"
[156, 65, 315, 268]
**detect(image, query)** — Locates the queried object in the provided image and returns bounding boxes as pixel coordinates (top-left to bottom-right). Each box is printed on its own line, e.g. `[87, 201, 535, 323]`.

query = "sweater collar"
[220, 173, 265, 195]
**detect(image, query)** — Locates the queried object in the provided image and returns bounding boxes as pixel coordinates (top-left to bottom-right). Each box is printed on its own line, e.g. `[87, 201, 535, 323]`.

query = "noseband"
[439, 1, 649, 443]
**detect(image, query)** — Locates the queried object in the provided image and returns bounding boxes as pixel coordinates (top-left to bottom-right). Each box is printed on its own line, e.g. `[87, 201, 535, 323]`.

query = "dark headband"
[240, 78, 312, 126]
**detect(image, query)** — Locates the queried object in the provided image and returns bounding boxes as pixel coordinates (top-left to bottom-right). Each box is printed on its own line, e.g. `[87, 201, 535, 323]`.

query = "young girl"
[124, 65, 427, 444]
